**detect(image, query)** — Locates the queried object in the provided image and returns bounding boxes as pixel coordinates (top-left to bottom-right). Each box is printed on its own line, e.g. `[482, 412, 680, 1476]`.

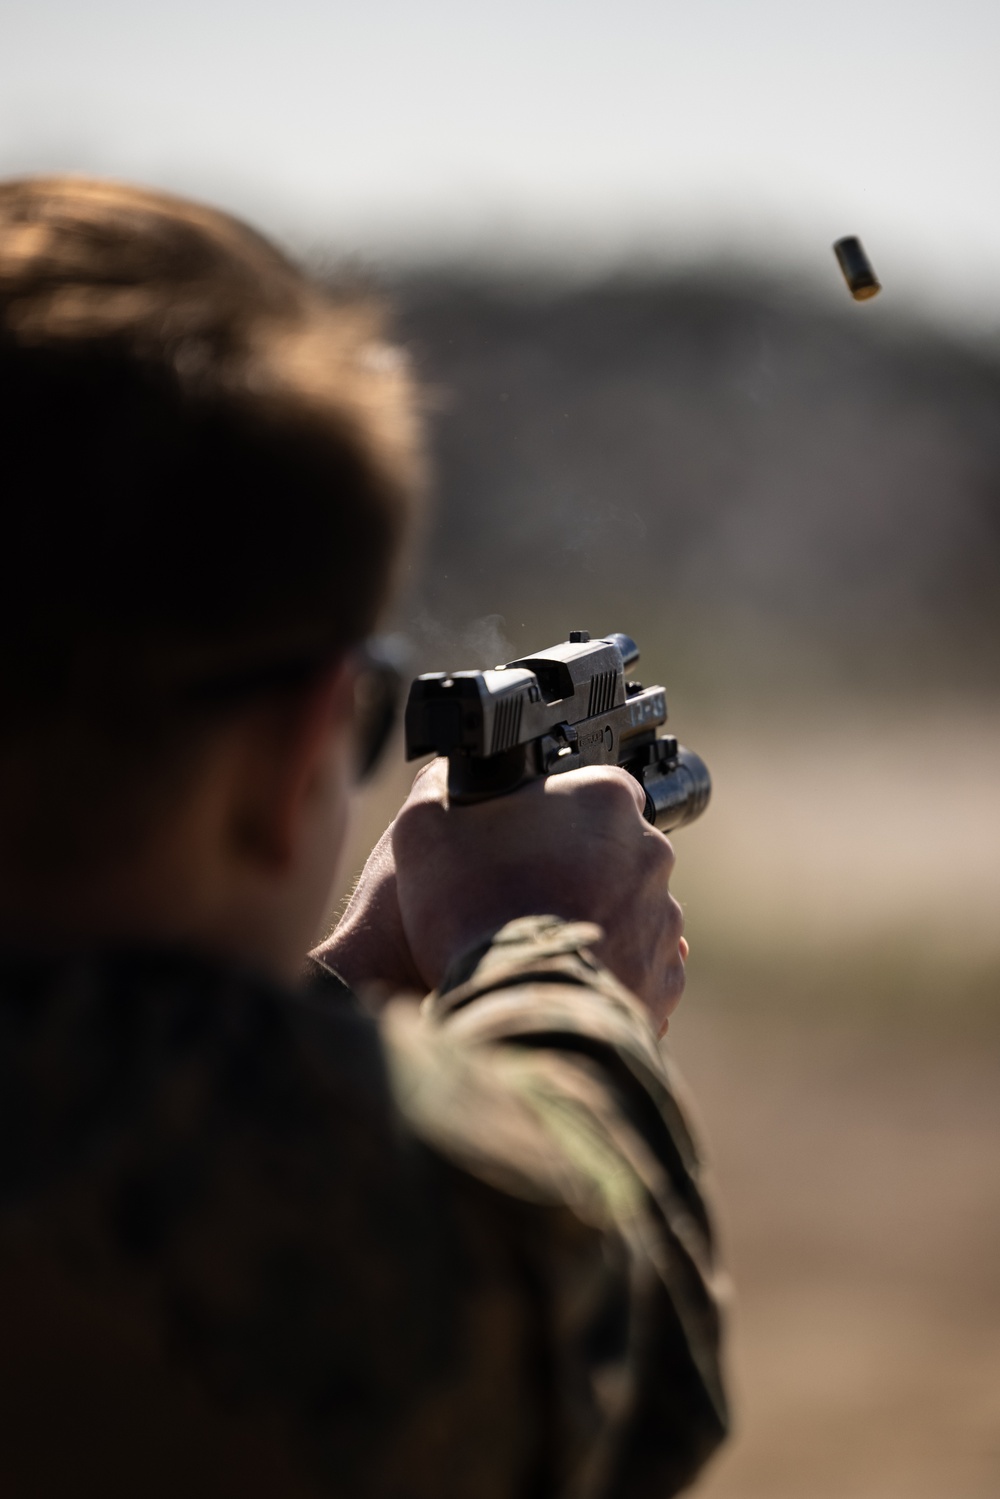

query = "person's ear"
[228, 658, 357, 872]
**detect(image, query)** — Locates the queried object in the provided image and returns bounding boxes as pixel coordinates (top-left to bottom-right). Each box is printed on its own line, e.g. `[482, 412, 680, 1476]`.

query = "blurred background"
[5, 2, 999, 1493]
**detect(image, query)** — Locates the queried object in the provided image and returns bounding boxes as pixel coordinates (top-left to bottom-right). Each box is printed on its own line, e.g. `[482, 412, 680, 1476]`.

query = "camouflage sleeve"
[378, 914, 730, 1499]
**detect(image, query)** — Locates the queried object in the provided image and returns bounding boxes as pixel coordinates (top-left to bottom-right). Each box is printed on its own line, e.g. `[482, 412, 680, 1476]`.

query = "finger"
[407, 756, 450, 803]
[637, 819, 677, 885]
[608, 764, 650, 819]
[546, 763, 649, 820]
[591, 764, 648, 819]
[657, 954, 687, 1032]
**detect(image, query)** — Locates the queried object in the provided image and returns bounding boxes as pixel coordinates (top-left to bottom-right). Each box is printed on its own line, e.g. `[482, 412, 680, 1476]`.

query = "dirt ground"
[673, 1003, 1000, 1499]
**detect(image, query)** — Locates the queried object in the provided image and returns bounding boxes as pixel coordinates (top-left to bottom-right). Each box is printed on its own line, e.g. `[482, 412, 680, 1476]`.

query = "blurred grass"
[687, 938, 1000, 1036]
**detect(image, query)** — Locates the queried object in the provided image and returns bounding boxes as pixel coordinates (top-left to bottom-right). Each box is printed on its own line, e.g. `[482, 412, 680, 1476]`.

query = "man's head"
[0, 176, 422, 975]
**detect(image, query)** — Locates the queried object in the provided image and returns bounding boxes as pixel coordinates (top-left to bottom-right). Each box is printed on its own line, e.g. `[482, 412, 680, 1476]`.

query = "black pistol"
[404, 630, 711, 831]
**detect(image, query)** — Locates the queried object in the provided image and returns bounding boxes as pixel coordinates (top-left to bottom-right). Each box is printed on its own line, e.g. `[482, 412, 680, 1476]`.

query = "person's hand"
[319, 759, 687, 1033]
[312, 823, 426, 1001]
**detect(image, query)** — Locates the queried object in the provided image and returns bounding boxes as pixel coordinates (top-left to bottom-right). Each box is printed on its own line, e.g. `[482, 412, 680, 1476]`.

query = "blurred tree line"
[376, 270, 1000, 698]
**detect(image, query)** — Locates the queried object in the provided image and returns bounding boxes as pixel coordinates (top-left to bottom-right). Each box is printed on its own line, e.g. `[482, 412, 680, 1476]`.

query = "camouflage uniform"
[0, 915, 728, 1497]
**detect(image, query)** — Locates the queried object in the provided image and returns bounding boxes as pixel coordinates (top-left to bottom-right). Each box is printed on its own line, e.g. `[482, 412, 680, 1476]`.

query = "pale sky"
[3, 0, 999, 328]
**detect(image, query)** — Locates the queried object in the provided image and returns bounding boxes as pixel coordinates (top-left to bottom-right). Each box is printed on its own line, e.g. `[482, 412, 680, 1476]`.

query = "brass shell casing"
[833, 235, 882, 301]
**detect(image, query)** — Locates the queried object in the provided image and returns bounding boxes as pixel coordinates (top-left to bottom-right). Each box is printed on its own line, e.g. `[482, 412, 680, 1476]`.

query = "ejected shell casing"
[833, 236, 881, 301]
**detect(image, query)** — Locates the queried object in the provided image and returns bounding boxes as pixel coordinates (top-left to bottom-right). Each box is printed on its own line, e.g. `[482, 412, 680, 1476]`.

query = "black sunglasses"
[351, 637, 405, 781]
[182, 635, 406, 783]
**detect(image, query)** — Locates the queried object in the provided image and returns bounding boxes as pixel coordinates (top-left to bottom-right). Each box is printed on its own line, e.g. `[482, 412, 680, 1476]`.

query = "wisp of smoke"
[405, 609, 515, 672]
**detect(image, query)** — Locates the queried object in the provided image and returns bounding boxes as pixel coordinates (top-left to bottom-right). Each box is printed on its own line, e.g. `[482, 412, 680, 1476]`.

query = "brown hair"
[0, 176, 423, 879]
